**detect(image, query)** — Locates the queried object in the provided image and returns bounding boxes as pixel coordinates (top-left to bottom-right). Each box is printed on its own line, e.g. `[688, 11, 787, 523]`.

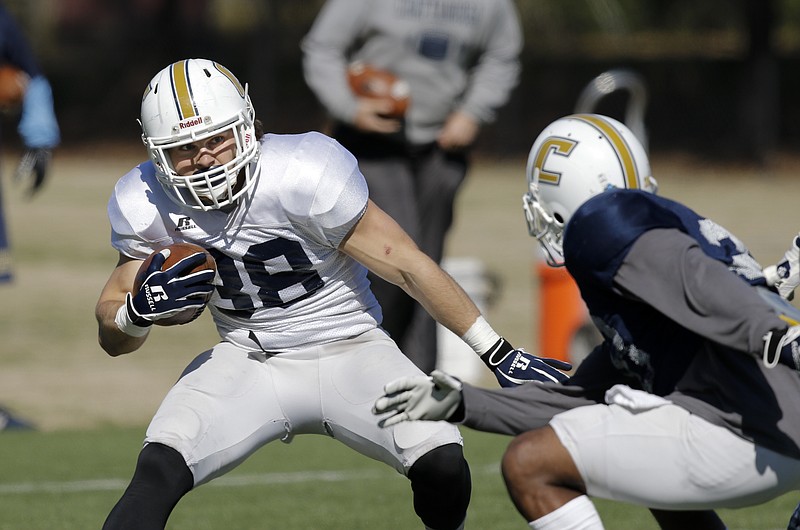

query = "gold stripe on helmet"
[171, 60, 197, 120]
[141, 83, 152, 102]
[214, 62, 245, 98]
[572, 114, 639, 189]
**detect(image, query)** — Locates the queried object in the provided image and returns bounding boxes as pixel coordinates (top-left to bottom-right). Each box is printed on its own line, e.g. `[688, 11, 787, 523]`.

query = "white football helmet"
[523, 114, 657, 266]
[140, 58, 260, 210]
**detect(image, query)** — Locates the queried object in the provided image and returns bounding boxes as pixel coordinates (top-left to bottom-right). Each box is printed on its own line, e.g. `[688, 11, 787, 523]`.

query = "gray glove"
[764, 235, 800, 300]
[372, 370, 463, 428]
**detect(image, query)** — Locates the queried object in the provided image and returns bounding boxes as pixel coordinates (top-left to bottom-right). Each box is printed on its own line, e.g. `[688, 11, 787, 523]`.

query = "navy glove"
[480, 337, 572, 387]
[126, 250, 215, 326]
[762, 326, 800, 371]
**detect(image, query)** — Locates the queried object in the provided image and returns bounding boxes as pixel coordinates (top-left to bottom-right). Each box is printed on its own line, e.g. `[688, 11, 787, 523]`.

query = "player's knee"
[408, 443, 471, 529]
[409, 443, 470, 489]
[135, 443, 194, 497]
[502, 428, 550, 489]
[502, 426, 579, 496]
[103, 443, 193, 528]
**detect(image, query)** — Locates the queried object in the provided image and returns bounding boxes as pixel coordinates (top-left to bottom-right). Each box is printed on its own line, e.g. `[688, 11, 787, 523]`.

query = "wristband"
[480, 338, 513, 367]
[461, 315, 501, 355]
[115, 297, 152, 338]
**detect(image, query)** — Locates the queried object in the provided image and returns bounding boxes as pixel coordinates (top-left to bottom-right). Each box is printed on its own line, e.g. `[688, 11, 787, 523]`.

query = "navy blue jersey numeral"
[209, 238, 324, 310]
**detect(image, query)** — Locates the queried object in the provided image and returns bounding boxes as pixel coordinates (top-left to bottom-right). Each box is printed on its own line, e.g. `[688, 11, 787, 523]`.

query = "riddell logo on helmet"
[178, 117, 205, 129]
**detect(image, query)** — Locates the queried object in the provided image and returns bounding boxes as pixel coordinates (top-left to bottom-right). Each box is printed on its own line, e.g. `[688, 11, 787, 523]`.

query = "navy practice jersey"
[564, 189, 768, 395]
[458, 189, 800, 457]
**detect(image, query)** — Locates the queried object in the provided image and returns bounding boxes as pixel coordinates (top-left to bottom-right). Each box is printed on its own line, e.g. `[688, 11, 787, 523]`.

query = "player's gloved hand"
[373, 370, 463, 428]
[14, 148, 51, 196]
[481, 338, 572, 387]
[764, 235, 800, 301]
[126, 249, 215, 327]
[762, 325, 800, 371]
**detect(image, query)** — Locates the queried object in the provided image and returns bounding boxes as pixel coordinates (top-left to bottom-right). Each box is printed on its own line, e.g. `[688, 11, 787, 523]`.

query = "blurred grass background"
[2, 147, 800, 430]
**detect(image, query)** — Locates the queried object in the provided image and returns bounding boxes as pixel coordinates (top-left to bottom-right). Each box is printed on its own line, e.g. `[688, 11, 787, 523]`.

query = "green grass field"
[1, 427, 796, 530]
[1, 146, 799, 528]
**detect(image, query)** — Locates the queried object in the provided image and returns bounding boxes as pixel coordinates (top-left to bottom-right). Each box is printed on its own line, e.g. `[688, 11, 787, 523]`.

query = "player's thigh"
[145, 342, 287, 486]
[320, 328, 463, 475]
[550, 403, 800, 510]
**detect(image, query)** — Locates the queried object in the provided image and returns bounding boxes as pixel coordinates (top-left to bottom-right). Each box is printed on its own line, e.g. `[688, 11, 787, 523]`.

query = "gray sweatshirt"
[302, 0, 522, 144]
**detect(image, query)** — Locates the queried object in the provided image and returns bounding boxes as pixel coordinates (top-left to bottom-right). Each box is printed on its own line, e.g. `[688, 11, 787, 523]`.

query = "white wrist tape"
[115, 303, 151, 338]
[461, 315, 500, 355]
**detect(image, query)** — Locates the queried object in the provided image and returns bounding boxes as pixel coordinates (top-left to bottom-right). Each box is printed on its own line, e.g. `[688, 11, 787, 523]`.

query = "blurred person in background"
[0, 2, 59, 432]
[302, 0, 523, 373]
[0, 2, 60, 284]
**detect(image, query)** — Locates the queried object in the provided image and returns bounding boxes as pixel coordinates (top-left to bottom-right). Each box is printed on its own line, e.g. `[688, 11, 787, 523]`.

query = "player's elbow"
[96, 319, 145, 357]
[98, 332, 133, 357]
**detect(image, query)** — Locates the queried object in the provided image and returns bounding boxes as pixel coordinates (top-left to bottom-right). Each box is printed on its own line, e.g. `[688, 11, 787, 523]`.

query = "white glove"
[372, 370, 463, 428]
[764, 235, 800, 300]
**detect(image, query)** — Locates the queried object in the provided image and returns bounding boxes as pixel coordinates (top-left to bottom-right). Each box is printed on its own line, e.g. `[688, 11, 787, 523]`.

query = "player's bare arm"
[341, 199, 479, 337]
[95, 254, 146, 356]
[347, 200, 571, 387]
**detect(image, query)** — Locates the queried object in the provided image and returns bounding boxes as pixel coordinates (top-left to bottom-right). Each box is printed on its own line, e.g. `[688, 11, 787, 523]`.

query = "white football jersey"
[108, 131, 382, 351]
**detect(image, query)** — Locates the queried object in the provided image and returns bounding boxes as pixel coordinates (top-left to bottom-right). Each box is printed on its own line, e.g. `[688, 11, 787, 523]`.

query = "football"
[133, 242, 217, 326]
[0, 65, 28, 112]
[347, 62, 410, 119]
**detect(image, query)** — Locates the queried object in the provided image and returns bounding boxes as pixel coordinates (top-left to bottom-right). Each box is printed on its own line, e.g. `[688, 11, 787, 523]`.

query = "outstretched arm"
[341, 199, 480, 337]
[343, 199, 570, 385]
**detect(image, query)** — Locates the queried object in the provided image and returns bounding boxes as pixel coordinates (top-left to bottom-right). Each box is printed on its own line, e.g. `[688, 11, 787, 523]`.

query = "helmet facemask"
[523, 167, 566, 267]
[140, 59, 261, 211]
[145, 111, 258, 210]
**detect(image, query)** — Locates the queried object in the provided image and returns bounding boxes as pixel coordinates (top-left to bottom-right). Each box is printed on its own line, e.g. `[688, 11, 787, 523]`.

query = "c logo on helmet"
[534, 137, 577, 186]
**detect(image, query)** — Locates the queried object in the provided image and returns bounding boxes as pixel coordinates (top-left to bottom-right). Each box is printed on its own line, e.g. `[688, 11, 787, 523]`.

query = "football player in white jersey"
[94, 58, 570, 530]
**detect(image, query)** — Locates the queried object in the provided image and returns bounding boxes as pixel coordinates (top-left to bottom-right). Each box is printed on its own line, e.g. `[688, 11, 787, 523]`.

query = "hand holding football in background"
[347, 62, 410, 119]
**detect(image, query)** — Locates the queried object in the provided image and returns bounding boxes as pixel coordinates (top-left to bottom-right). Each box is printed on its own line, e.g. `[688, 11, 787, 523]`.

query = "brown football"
[347, 62, 410, 119]
[133, 242, 217, 326]
[0, 65, 28, 112]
